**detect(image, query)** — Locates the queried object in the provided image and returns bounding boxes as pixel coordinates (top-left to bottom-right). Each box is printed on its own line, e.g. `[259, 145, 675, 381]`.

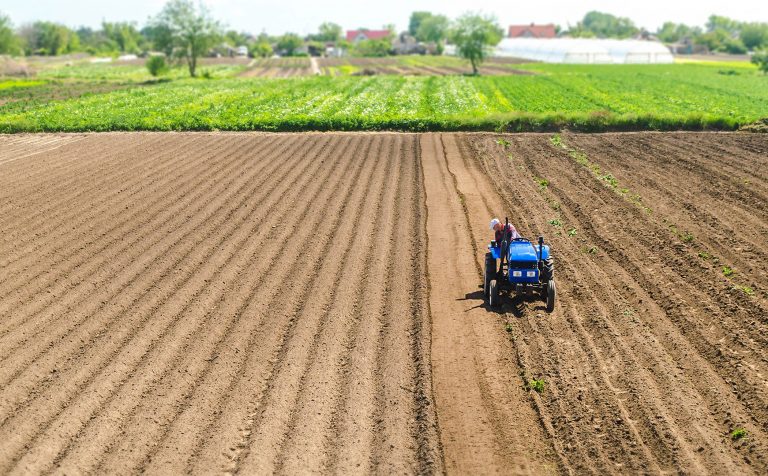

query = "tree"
[741, 23, 768, 51]
[722, 37, 747, 54]
[351, 38, 391, 57]
[317, 22, 341, 42]
[694, 29, 726, 52]
[450, 12, 502, 74]
[0, 12, 20, 55]
[415, 14, 449, 54]
[23, 21, 79, 55]
[751, 50, 768, 73]
[277, 33, 303, 56]
[224, 29, 248, 47]
[656, 22, 699, 43]
[570, 11, 638, 39]
[150, 0, 222, 77]
[102, 22, 143, 54]
[416, 14, 449, 44]
[706, 15, 739, 34]
[409, 12, 432, 37]
[142, 23, 175, 56]
[249, 40, 272, 58]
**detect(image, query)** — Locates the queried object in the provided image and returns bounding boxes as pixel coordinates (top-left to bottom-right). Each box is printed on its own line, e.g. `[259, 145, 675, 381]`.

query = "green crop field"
[1, 61, 766, 132]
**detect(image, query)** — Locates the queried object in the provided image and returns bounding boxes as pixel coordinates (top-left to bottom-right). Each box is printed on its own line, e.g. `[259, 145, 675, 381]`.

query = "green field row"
[1, 63, 766, 132]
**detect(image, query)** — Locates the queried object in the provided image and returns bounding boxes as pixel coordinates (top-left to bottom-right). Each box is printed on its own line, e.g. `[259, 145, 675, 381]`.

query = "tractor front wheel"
[484, 253, 496, 297]
[546, 279, 556, 313]
[489, 279, 500, 307]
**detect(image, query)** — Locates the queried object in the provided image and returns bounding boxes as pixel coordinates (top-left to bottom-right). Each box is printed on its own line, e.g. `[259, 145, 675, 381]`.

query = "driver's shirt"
[495, 224, 521, 243]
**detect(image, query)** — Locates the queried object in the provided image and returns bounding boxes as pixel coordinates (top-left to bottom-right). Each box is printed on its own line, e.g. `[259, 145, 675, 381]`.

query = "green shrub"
[146, 56, 169, 77]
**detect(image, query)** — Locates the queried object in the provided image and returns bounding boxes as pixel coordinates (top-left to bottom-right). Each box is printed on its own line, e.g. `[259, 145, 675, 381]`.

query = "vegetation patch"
[0, 63, 766, 132]
[738, 118, 768, 133]
[730, 428, 748, 441]
[527, 378, 546, 394]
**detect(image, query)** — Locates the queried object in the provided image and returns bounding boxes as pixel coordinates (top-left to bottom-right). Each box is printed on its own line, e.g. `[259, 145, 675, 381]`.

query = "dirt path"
[421, 133, 559, 474]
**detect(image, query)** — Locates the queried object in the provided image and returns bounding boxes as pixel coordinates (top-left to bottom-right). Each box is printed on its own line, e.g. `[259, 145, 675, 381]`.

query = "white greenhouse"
[495, 38, 674, 64]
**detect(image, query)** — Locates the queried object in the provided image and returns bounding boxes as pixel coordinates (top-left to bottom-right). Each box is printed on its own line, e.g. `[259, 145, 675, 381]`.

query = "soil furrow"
[2, 131, 766, 475]
[277, 135, 404, 474]
[179, 135, 372, 475]
[0, 133, 176, 235]
[0, 135, 283, 390]
[0, 135, 271, 347]
[323, 136, 404, 474]
[0, 134, 220, 279]
[0, 135, 321, 472]
[232, 135, 382, 475]
[82, 134, 352, 475]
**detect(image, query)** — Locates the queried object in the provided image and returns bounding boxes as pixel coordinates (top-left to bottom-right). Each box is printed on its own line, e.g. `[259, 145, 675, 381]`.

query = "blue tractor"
[484, 218, 556, 312]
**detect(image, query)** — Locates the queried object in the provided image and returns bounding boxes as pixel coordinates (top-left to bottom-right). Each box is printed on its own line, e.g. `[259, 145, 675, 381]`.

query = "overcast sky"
[1, 0, 766, 35]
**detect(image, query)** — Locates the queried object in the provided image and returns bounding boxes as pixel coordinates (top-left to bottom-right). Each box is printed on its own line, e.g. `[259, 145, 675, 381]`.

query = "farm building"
[508, 23, 557, 39]
[345, 29, 391, 43]
[495, 38, 674, 64]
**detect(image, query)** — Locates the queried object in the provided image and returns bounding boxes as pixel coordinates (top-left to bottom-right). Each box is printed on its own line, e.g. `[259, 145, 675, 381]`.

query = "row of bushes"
[0, 111, 756, 134]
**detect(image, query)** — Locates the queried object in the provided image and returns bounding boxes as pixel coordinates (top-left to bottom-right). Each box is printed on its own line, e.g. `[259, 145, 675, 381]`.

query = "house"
[346, 29, 391, 43]
[508, 23, 557, 39]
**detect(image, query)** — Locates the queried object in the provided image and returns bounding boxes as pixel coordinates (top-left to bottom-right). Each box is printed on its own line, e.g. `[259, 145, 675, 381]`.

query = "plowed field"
[1, 132, 766, 474]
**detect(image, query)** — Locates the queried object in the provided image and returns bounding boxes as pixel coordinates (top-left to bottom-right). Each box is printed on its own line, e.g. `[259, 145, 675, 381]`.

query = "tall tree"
[24, 21, 79, 55]
[317, 22, 342, 42]
[102, 21, 143, 53]
[706, 15, 739, 34]
[409, 12, 432, 37]
[450, 12, 502, 75]
[224, 29, 248, 46]
[741, 23, 768, 50]
[277, 33, 303, 56]
[416, 14, 449, 53]
[249, 40, 272, 58]
[0, 12, 20, 55]
[570, 11, 638, 39]
[142, 23, 175, 57]
[150, 0, 222, 77]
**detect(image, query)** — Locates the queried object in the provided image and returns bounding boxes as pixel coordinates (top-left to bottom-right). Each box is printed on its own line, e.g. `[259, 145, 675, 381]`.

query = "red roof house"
[508, 23, 557, 38]
[346, 29, 392, 42]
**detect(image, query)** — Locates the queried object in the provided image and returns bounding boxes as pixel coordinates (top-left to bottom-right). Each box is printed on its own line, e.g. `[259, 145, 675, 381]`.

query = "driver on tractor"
[490, 218, 520, 243]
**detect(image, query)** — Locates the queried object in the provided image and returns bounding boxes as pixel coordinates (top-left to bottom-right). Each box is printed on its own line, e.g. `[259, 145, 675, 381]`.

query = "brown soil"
[239, 58, 313, 78]
[0, 81, 134, 108]
[0, 131, 765, 474]
[317, 57, 533, 76]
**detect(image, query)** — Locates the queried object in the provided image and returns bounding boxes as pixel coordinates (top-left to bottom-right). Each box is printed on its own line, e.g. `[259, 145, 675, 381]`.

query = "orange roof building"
[508, 23, 557, 38]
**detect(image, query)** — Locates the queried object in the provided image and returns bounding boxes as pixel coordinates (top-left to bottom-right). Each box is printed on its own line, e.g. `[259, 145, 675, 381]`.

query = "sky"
[1, 0, 767, 36]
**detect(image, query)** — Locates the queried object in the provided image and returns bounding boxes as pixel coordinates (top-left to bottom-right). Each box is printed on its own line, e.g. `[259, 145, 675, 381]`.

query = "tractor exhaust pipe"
[538, 236, 544, 263]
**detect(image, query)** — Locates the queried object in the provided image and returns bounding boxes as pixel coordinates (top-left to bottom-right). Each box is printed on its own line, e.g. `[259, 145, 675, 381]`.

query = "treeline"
[0, 9, 456, 59]
[2, 6, 767, 60]
[567, 11, 768, 54]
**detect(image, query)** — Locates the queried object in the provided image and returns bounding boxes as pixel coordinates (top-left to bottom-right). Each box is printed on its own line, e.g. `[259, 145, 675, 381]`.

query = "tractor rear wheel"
[484, 253, 496, 297]
[546, 279, 556, 313]
[489, 279, 500, 307]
